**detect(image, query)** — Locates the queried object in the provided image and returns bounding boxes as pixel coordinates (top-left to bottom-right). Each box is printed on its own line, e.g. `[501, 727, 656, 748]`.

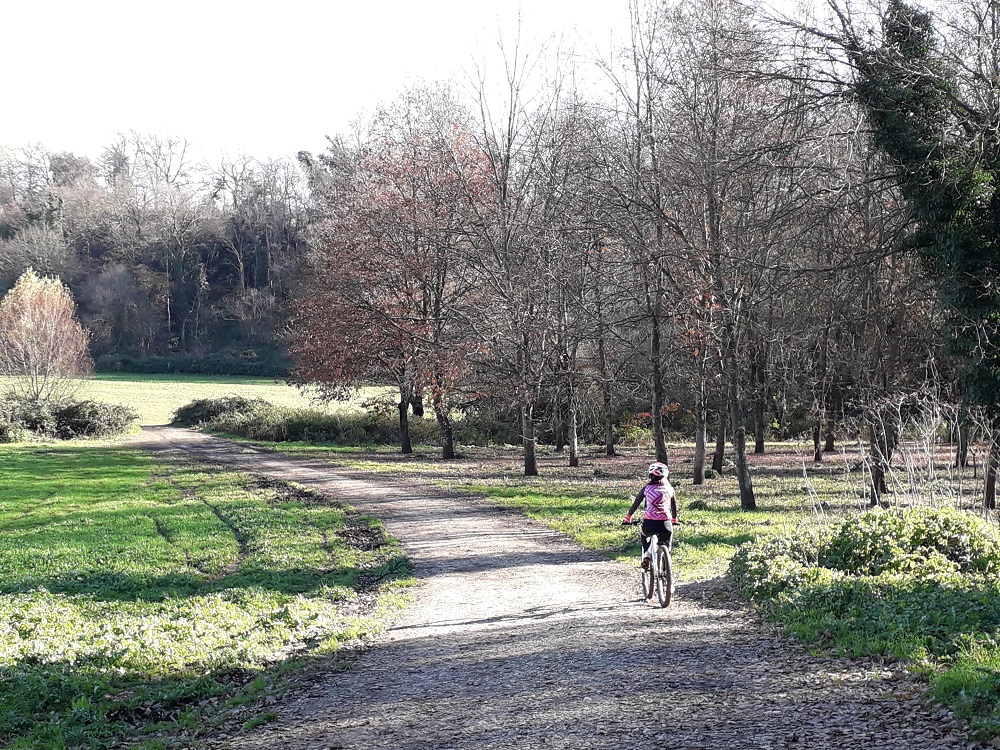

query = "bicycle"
[623, 518, 677, 608]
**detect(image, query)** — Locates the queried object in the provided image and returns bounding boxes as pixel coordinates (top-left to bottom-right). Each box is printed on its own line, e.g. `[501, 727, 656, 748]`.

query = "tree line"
[0, 135, 308, 374]
[3, 0, 997, 508]
[292, 0, 989, 508]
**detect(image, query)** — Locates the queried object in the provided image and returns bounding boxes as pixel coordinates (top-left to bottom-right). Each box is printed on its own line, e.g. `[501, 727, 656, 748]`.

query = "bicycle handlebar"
[621, 518, 681, 526]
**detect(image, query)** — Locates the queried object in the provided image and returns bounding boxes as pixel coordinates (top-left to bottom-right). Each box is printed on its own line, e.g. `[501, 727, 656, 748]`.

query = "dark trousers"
[640, 518, 672, 553]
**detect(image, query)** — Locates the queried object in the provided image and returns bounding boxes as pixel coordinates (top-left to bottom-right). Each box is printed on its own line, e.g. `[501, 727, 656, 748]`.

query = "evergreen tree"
[839, 0, 1000, 503]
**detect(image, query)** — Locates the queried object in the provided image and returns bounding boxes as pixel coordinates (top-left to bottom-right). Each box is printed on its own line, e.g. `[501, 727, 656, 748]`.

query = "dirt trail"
[133, 427, 981, 750]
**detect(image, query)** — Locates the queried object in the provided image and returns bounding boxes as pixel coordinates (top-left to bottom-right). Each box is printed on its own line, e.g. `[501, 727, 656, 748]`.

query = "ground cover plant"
[730, 507, 1000, 739]
[0, 443, 410, 748]
[171, 396, 439, 447]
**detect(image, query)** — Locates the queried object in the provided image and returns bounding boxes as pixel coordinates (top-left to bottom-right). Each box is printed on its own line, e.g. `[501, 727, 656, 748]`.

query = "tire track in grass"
[144, 471, 216, 577]
[159, 469, 250, 579]
[199, 495, 250, 577]
[246, 474, 338, 565]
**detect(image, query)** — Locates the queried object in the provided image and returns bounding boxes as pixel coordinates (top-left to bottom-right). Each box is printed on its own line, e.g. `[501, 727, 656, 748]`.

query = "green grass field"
[69, 374, 320, 426]
[58, 375, 388, 427]
[0, 443, 411, 748]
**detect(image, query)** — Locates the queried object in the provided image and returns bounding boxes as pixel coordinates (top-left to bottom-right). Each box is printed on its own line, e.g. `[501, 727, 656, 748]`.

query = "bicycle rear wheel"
[641, 555, 654, 600]
[655, 545, 673, 608]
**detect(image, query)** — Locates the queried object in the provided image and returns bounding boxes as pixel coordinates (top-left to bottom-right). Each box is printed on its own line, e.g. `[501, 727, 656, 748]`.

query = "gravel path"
[134, 427, 982, 750]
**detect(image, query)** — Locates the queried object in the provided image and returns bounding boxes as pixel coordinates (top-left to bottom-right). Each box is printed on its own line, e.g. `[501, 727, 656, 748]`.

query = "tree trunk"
[753, 396, 766, 454]
[824, 423, 836, 453]
[956, 419, 970, 469]
[522, 403, 538, 476]
[603, 383, 616, 457]
[729, 379, 757, 511]
[712, 417, 726, 474]
[568, 386, 580, 468]
[824, 390, 839, 452]
[867, 413, 896, 506]
[397, 388, 413, 455]
[431, 378, 454, 460]
[986, 438, 998, 510]
[554, 402, 567, 453]
[812, 420, 822, 463]
[692, 386, 707, 485]
[411, 393, 425, 418]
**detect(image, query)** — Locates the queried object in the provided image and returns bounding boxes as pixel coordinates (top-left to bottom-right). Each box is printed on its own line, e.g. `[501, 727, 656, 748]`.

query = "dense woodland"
[3, 0, 999, 507]
[0, 137, 308, 375]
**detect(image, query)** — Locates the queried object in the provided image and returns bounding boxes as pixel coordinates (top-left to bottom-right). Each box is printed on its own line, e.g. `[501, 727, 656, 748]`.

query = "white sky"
[3, 0, 633, 163]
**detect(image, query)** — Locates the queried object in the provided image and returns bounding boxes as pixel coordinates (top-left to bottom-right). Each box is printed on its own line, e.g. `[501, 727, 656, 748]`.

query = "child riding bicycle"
[622, 461, 678, 569]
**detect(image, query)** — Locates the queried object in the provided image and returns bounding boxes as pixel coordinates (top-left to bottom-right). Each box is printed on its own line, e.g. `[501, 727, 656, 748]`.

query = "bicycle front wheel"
[655, 545, 673, 608]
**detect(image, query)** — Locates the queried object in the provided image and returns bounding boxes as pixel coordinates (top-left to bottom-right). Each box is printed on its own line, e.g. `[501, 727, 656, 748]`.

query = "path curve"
[133, 427, 980, 750]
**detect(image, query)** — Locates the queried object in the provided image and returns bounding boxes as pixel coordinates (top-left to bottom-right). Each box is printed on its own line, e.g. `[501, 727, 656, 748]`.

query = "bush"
[0, 419, 29, 443]
[619, 425, 654, 448]
[820, 508, 1000, 576]
[172, 397, 266, 427]
[0, 397, 138, 440]
[53, 400, 139, 438]
[3, 398, 58, 437]
[95, 352, 291, 377]
[728, 525, 838, 599]
[730, 508, 1000, 600]
[171, 397, 442, 446]
[729, 506, 1000, 738]
[453, 417, 519, 446]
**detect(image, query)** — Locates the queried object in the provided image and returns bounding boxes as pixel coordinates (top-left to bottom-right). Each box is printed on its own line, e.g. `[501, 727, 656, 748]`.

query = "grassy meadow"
[68, 374, 325, 426]
[0, 442, 411, 748]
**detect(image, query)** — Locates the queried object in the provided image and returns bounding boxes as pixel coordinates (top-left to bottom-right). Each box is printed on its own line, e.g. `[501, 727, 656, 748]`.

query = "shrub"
[53, 400, 139, 438]
[619, 425, 654, 448]
[4, 398, 58, 437]
[208, 400, 289, 441]
[171, 397, 265, 427]
[730, 508, 1000, 601]
[0, 419, 29, 443]
[0, 396, 138, 440]
[820, 508, 1000, 577]
[729, 525, 838, 599]
[171, 396, 443, 446]
[95, 352, 291, 377]
[453, 417, 519, 446]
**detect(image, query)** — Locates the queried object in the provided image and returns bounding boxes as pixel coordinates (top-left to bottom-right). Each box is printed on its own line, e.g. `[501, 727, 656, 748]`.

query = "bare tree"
[0, 268, 92, 400]
[0, 224, 76, 282]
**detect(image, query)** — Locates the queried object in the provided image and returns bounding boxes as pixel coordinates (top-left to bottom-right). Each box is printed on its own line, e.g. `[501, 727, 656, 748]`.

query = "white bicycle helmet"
[648, 461, 668, 479]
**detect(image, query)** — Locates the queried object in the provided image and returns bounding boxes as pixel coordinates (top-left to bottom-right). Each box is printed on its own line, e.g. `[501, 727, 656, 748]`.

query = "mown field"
[68, 374, 359, 427]
[0, 442, 411, 748]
